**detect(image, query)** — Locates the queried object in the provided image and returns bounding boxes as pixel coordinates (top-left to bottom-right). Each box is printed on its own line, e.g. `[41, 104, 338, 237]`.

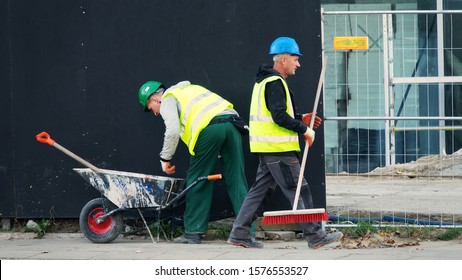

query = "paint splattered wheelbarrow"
[36, 132, 222, 243]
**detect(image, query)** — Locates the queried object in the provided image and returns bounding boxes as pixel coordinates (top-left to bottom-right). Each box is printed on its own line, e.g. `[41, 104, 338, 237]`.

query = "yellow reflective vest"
[162, 84, 233, 156]
[249, 76, 300, 153]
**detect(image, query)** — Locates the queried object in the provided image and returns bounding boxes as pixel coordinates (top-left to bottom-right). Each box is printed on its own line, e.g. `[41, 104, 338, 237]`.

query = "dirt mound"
[370, 149, 462, 177]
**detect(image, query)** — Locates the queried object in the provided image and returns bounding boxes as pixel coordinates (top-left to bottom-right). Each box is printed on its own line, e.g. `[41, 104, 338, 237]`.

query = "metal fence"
[320, 5, 462, 227]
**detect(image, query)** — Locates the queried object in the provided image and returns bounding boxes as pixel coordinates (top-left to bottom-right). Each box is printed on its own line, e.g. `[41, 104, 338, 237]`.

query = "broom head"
[261, 208, 328, 225]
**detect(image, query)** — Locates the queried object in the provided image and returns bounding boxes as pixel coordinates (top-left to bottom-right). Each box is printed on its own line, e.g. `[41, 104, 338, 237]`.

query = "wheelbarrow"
[36, 131, 222, 243]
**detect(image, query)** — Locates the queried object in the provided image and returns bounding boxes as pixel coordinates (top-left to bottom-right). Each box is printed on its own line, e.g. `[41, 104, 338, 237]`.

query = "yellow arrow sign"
[334, 36, 369, 50]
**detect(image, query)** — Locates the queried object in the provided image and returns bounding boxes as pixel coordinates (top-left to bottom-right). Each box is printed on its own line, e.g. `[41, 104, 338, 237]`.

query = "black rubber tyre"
[79, 197, 124, 243]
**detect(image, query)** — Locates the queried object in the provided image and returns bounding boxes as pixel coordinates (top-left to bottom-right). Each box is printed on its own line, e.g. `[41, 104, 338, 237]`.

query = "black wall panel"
[2, 0, 324, 219]
[0, 0, 15, 217]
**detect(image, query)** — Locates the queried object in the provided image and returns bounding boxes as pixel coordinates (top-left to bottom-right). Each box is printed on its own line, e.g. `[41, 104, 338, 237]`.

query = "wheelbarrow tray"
[73, 168, 185, 209]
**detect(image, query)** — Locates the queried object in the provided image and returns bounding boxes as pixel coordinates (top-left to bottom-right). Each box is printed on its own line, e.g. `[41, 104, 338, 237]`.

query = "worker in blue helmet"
[227, 37, 343, 249]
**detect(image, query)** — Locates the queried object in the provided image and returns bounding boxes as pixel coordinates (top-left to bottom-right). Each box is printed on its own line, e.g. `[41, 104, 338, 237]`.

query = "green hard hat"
[138, 81, 165, 112]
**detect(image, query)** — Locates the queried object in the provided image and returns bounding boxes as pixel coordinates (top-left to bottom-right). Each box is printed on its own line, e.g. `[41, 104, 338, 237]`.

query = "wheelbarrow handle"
[164, 173, 223, 207]
[207, 174, 222, 181]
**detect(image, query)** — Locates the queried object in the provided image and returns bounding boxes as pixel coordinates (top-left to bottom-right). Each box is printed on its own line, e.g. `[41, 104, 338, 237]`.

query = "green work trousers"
[183, 118, 251, 234]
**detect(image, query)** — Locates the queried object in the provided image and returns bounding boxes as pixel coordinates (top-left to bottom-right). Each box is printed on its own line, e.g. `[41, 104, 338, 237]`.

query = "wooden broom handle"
[36, 131, 102, 173]
[292, 56, 328, 210]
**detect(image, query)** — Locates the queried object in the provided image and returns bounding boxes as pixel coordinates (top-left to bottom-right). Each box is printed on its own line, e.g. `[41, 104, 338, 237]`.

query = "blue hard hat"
[269, 37, 303, 56]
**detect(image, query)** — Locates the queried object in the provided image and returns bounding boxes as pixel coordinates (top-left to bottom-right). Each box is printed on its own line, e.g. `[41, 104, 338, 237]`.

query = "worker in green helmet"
[138, 80, 254, 244]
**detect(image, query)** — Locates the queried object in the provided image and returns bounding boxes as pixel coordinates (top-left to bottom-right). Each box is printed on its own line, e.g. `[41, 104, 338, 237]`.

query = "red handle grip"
[207, 174, 222, 181]
[36, 131, 55, 146]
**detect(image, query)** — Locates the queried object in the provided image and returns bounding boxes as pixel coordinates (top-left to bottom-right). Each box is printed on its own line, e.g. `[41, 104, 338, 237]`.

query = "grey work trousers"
[229, 154, 325, 243]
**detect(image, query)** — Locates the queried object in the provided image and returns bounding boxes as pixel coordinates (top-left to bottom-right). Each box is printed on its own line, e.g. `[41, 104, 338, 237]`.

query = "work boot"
[173, 233, 202, 244]
[227, 237, 263, 248]
[308, 231, 343, 249]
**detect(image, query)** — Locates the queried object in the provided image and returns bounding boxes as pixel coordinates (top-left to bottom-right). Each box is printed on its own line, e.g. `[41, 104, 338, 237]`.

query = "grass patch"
[37, 219, 52, 238]
[148, 221, 184, 238]
[341, 222, 378, 238]
[339, 222, 462, 241]
[206, 223, 232, 240]
[398, 226, 434, 240]
[23, 219, 53, 239]
[436, 228, 462, 241]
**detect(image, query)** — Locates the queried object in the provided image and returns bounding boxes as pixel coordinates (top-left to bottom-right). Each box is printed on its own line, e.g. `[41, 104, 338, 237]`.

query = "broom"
[261, 56, 329, 225]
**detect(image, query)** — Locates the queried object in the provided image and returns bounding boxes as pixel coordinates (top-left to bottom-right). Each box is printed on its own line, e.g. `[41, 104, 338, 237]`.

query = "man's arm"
[159, 96, 180, 161]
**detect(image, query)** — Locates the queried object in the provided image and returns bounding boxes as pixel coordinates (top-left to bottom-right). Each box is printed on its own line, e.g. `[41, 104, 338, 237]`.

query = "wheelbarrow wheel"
[79, 197, 123, 243]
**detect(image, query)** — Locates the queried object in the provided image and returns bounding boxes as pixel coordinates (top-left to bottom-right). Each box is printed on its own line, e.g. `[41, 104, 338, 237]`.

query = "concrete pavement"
[1, 232, 461, 260]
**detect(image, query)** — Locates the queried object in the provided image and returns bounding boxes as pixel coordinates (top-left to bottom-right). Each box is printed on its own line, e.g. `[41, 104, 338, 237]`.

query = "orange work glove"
[160, 160, 176, 174]
[302, 113, 322, 129]
[304, 127, 316, 147]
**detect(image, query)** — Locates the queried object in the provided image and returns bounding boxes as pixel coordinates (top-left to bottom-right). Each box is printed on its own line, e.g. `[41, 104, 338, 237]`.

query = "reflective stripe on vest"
[249, 76, 300, 153]
[163, 84, 233, 155]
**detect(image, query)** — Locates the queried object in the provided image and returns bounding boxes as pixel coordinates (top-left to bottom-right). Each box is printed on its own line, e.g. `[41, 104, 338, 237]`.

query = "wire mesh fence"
[321, 4, 462, 228]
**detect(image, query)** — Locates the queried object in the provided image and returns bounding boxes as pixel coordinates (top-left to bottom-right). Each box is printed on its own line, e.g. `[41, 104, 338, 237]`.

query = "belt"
[209, 115, 233, 125]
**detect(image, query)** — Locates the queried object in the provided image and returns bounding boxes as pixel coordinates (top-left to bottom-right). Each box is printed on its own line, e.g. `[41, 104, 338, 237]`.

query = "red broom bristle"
[261, 212, 329, 225]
